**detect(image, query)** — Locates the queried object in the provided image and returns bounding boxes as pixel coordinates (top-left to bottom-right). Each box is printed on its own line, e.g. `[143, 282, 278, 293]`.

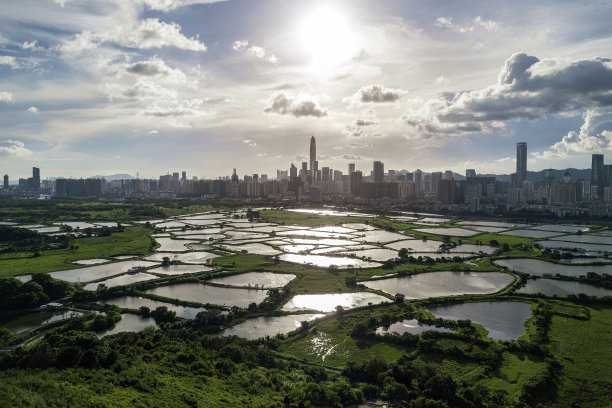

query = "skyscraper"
[591, 154, 604, 196]
[373, 161, 384, 183]
[466, 169, 476, 178]
[181, 171, 187, 181]
[516, 142, 527, 183]
[3, 174, 8, 189]
[348, 163, 355, 174]
[290, 163, 297, 180]
[309, 136, 316, 178]
[32, 167, 40, 190]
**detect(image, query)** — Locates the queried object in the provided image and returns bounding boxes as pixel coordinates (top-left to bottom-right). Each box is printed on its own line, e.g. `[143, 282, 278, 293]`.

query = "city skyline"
[1, 0, 612, 178]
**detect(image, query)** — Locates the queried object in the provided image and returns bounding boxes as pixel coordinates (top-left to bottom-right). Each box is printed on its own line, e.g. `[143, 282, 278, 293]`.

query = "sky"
[1, 0, 612, 180]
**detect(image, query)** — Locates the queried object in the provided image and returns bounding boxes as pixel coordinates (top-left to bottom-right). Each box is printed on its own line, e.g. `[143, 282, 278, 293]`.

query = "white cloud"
[402, 53, 612, 140]
[143, 98, 205, 117]
[27, 106, 39, 113]
[435, 16, 500, 33]
[123, 59, 186, 83]
[0, 55, 17, 68]
[537, 109, 612, 158]
[264, 92, 328, 118]
[0, 92, 15, 103]
[232, 40, 277, 63]
[60, 19, 206, 52]
[22, 40, 39, 50]
[346, 84, 406, 104]
[0, 139, 32, 157]
[435, 75, 450, 85]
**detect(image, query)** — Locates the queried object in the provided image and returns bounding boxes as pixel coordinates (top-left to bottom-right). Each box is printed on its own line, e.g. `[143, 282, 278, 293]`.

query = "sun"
[298, 5, 359, 71]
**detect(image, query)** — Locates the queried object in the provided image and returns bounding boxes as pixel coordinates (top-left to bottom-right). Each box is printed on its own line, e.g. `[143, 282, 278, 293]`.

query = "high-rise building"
[322, 167, 330, 181]
[466, 169, 476, 178]
[604, 164, 612, 187]
[348, 163, 355, 174]
[3, 174, 8, 189]
[516, 142, 527, 183]
[350, 171, 363, 196]
[444, 170, 453, 180]
[181, 171, 187, 181]
[172, 172, 179, 181]
[591, 154, 604, 197]
[309, 136, 316, 178]
[290, 163, 297, 180]
[373, 161, 384, 183]
[32, 167, 40, 190]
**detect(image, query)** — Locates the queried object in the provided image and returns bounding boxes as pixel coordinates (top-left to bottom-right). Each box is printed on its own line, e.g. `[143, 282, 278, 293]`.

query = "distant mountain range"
[90, 174, 136, 181]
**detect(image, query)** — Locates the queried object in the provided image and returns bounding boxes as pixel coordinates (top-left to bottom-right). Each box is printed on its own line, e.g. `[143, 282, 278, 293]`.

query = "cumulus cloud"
[27, 106, 39, 113]
[264, 92, 328, 118]
[124, 59, 186, 83]
[402, 53, 612, 139]
[60, 18, 206, 52]
[346, 84, 406, 104]
[0, 55, 17, 68]
[0, 139, 32, 157]
[232, 40, 277, 63]
[537, 109, 612, 158]
[0, 92, 15, 103]
[139, 0, 227, 12]
[344, 117, 379, 138]
[435, 16, 500, 33]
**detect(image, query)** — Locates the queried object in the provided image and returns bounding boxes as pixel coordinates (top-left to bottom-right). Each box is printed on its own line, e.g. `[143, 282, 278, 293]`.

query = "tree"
[398, 248, 409, 259]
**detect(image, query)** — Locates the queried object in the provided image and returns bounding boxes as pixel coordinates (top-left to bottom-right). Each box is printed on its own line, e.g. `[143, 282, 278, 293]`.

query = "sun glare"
[298, 6, 359, 71]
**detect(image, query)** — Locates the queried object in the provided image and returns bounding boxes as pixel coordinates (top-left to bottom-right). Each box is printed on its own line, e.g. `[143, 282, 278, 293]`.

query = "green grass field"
[0, 225, 156, 278]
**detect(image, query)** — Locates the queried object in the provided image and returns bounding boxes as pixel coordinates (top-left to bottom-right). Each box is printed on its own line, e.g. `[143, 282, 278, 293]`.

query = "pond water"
[224, 230, 270, 240]
[219, 314, 325, 340]
[449, 244, 496, 254]
[277, 230, 354, 239]
[494, 258, 612, 277]
[564, 257, 611, 264]
[150, 264, 213, 276]
[221, 243, 281, 256]
[397, 252, 474, 260]
[144, 251, 219, 264]
[414, 228, 479, 237]
[154, 221, 187, 229]
[285, 237, 359, 246]
[340, 248, 398, 262]
[1, 310, 83, 334]
[376, 319, 453, 336]
[342, 223, 376, 231]
[516, 279, 612, 297]
[280, 244, 317, 253]
[279, 254, 380, 269]
[54, 221, 96, 229]
[363, 271, 513, 299]
[144, 283, 269, 308]
[83, 272, 158, 290]
[356, 230, 409, 244]
[458, 221, 529, 228]
[313, 226, 357, 234]
[426, 301, 532, 341]
[207, 272, 296, 288]
[535, 240, 612, 253]
[96, 314, 158, 338]
[282, 292, 389, 312]
[173, 228, 225, 236]
[385, 239, 443, 252]
[16, 275, 32, 283]
[553, 234, 612, 245]
[529, 225, 589, 233]
[287, 209, 374, 217]
[174, 233, 224, 241]
[32, 226, 61, 233]
[154, 237, 199, 252]
[500, 229, 562, 239]
[100, 297, 207, 319]
[73, 258, 109, 265]
[50, 260, 159, 283]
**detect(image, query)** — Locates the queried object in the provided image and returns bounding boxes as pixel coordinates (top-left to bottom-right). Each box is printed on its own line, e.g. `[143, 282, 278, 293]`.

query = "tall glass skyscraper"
[591, 153, 604, 196]
[516, 142, 527, 183]
[309, 136, 316, 178]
